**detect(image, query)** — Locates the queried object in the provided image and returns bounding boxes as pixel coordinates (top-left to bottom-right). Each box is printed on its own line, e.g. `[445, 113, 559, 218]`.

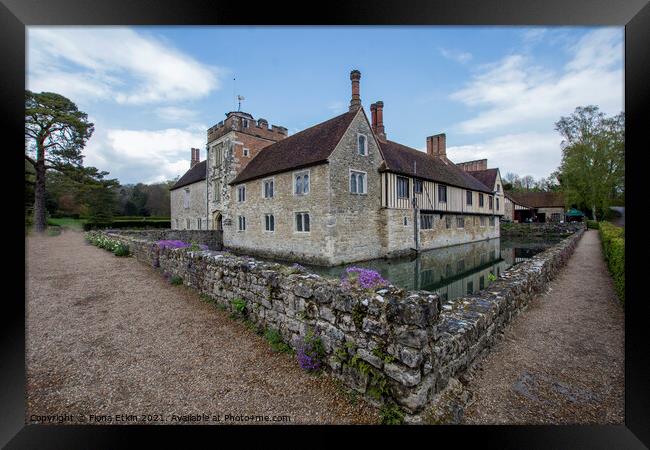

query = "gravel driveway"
[462, 230, 624, 424]
[26, 232, 379, 425]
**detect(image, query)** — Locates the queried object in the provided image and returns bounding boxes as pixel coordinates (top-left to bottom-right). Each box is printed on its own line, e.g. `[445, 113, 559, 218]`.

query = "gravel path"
[26, 231, 379, 425]
[462, 230, 624, 424]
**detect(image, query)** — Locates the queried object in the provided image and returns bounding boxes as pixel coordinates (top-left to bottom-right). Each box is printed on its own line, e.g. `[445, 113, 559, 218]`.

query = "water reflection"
[306, 236, 564, 304]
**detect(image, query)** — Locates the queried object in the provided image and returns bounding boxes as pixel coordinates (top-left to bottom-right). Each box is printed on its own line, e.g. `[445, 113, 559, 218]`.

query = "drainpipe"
[412, 196, 420, 252]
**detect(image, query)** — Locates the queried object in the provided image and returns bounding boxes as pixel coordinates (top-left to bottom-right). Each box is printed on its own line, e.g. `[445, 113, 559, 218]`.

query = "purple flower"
[342, 267, 388, 290]
[157, 240, 190, 249]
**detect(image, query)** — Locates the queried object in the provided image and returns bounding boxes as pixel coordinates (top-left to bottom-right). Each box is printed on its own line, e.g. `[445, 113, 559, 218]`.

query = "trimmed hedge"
[586, 220, 599, 229]
[83, 220, 171, 231]
[599, 222, 624, 305]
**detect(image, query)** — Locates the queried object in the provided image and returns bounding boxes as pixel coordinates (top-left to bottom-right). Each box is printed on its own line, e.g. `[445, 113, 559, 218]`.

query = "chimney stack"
[349, 70, 361, 111]
[426, 133, 446, 158]
[370, 101, 386, 141]
[190, 147, 200, 168]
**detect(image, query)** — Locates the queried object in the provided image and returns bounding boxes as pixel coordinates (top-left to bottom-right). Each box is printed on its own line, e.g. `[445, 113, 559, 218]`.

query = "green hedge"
[599, 222, 624, 305]
[83, 220, 171, 231]
[586, 220, 599, 229]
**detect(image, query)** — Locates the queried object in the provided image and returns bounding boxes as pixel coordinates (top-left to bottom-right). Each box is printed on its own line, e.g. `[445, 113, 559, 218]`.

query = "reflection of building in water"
[378, 238, 506, 298]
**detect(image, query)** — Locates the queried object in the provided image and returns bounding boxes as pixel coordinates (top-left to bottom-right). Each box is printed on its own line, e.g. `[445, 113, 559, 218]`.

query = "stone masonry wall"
[99, 227, 584, 422]
[107, 229, 223, 251]
[170, 180, 207, 230]
[501, 221, 585, 237]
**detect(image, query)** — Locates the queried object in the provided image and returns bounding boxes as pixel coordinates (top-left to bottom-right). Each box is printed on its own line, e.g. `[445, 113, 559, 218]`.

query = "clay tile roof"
[506, 191, 565, 208]
[467, 168, 498, 190]
[378, 140, 494, 193]
[170, 160, 206, 190]
[230, 110, 359, 185]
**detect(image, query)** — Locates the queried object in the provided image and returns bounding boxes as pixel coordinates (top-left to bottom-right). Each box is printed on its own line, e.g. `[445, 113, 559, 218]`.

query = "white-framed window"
[438, 185, 447, 203]
[212, 142, 223, 168]
[242, 118, 249, 128]
[263, 178, 274, 198]
[466, 190, 473, 205]
[264, 214, 275, 232]
[420, 214, 434, 229]
[457, 217, 465, 228]
[238, 216, 246, 231]
[397, 176, 409, 199]
[295, 212, 310, 232]
[186, 218, 190, 229]
[357, 133, 368, 156]
[183, 189, 190, 209]
[414, 179, 423, 194]
[479, 193, 484, 207]
[350, 170, 367, 194]
[294, 170, 310, 195]
[237, 185, 246, 202]
[243, 147, 250, 157]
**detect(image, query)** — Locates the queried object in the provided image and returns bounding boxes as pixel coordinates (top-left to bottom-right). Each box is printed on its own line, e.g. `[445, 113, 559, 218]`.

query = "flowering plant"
[341, 267, 388, 290]
[296, 328, 325, 373]
[157, 240, 208, 251]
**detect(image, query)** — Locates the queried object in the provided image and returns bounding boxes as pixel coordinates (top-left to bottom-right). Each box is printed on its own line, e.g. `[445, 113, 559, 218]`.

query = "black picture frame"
[4, 0, 648, 447]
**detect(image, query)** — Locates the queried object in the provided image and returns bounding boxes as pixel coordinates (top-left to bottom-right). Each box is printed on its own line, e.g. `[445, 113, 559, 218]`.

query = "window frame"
[293, 170, 310, 196]
[357, 133, 368, 156]
[262, 177, 275, 199]
[183, 188, 190, 209]
[295, 211, 311, 233]
[238, 215, 246, 232]
[243, 147, 250, 157]
[479, 193, 484, 207]
[466, 190, 473, 206]
[237, 185, 246, 203]
[420, 213, 435, 230]
[349, 169, 367, 195]
[438, 184, 448, 203]
[264, 214, 275, 232]
[456, 216, 465, 228]
[414, 179, 423, 194]
[396, 176, 410, 199]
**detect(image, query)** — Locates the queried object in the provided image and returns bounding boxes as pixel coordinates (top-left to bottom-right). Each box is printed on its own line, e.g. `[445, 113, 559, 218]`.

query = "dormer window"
[357, 134, 367, 156]
[242, 118, 249, 128]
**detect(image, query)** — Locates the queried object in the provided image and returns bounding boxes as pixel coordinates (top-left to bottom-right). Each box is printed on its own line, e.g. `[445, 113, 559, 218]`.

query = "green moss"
[351, 303, 365, 330]
[264, 328, 293, 353]
[170, 275, 183, 285]
[379, 403, 405, 425]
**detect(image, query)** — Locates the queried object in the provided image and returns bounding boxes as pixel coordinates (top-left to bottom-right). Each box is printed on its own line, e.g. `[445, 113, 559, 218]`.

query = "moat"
[304, 236, 564, 305]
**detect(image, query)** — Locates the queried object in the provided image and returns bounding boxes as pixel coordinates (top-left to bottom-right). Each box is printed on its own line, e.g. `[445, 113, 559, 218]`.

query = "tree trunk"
[592, 204, 597, 222]
[33, 161, 47, 233]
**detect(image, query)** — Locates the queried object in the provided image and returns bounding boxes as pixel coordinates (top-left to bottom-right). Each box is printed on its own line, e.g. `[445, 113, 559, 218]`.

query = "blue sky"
[27, 26, 623, 184]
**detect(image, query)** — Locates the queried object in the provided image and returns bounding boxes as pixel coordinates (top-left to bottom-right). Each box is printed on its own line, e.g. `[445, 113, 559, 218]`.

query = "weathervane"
[237, 95, 245, 111]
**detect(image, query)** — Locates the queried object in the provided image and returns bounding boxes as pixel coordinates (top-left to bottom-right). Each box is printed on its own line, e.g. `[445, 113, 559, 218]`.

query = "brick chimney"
[426, 133, 446, 158]
[349, 70, 361, 111]
[190, 147, 200, 168]
[370, 101, 386, 141]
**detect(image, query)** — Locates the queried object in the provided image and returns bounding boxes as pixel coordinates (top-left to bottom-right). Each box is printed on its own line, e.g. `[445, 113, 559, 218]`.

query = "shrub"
[170, 275, 183, 285]
[83, 220, 171, 231]
[599, 222, 624, 305]
[113, 242, 130, 257]
[264, 328, 293, 353]
[231, 298, 247, 316]
[587, 220, 599, 229]
[296, 328, 325, 373]
[379, 403, 405, 425]
[47, 226, 61, 236]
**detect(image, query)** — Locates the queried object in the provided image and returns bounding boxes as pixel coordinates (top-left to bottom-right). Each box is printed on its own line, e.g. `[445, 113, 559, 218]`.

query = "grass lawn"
[47, 217, 87, 231]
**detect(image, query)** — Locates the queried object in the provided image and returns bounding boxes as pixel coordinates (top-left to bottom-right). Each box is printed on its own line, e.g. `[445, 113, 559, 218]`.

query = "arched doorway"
[213, 212, 223, 231]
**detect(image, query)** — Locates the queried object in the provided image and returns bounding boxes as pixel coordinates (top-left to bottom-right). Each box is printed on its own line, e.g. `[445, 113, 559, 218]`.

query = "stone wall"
[500, 221, 585, 237]
[106, 229, 223, 251]
[419, 213, 499, 250]
[98, 226, 584, 423]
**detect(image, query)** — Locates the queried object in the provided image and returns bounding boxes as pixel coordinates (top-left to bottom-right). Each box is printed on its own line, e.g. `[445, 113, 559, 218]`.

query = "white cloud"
[27, 27, 223, 105]
[439, 47, 473, 64]
[155, 106, 199, 122]
[82, 123, 207, 184]
[450, 28, 623, 134]
[447, 132, 563, 179]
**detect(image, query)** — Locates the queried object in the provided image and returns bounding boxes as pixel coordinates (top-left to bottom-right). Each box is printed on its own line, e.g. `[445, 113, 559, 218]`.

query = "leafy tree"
[520, 175, 535, 191]
[555, 105, 624, 220]
[25, 91, 94, 232]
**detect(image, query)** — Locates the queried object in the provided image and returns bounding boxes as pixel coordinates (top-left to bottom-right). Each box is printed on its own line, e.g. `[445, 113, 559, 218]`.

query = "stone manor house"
[170, 71, 504, 266]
